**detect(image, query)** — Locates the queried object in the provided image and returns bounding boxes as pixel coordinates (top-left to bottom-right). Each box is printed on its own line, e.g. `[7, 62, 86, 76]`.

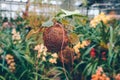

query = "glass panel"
[1, 3, 7, 10]
[22, 0, 27, 2]
[5, 0, 13, 1]
[13, 0, 21, 2]
[11, 5, 19, 11]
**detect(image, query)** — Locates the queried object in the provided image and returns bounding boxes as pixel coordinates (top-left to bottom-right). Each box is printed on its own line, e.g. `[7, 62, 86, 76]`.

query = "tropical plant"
[0, 10, 120, 80]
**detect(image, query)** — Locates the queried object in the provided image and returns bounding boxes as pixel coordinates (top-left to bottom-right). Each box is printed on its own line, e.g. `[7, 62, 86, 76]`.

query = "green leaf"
[18, 70, 28, 80]
[73, 61, 86, 73]
[56, 9, 86, 19]
[42, 19, 54, 27]
[91, 61, 98, 74]
[2, 52, 6, 72]
[12, 50, 26, 69]
[87, 64, 93, 76]
[0, 75, 5, 80]
[108, 26, 114, 65]
[82, 63, 92, 76]
[23, 55, 34, 64]
[0, 63, 9, 72]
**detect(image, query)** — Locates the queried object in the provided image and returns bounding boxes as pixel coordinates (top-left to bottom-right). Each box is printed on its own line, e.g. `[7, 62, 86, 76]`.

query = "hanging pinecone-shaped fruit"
[43, 22, 68, 52]
[58, 46, 75, 65]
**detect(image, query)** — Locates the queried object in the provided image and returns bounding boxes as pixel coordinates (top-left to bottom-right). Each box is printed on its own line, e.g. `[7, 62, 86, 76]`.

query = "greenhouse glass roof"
[0, 0, 63, 18]
[0, 0, 27, 18]
[0, 0, 120, 18]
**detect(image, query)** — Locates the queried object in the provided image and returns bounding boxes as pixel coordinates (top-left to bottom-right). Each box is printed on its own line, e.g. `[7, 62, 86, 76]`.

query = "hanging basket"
[43, 22, 68, 52]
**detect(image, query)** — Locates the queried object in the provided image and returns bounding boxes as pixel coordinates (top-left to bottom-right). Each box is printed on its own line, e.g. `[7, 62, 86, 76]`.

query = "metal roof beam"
[0, 1, 26, 5]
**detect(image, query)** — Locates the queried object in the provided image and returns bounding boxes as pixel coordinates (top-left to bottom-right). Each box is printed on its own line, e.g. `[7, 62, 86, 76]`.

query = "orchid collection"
[0, 11, 120, 80]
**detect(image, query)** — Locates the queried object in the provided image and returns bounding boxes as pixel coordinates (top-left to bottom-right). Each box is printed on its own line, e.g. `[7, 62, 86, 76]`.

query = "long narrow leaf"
[108, 26, 114, 65]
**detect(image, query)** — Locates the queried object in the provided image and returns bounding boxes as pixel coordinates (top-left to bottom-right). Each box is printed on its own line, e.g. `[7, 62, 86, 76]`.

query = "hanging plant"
[43, 22, 68, 52]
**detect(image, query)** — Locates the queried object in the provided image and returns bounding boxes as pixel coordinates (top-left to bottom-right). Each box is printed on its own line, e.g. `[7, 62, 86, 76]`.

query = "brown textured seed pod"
[43, 22, 68, 52]
[58, 46, 75, 64]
